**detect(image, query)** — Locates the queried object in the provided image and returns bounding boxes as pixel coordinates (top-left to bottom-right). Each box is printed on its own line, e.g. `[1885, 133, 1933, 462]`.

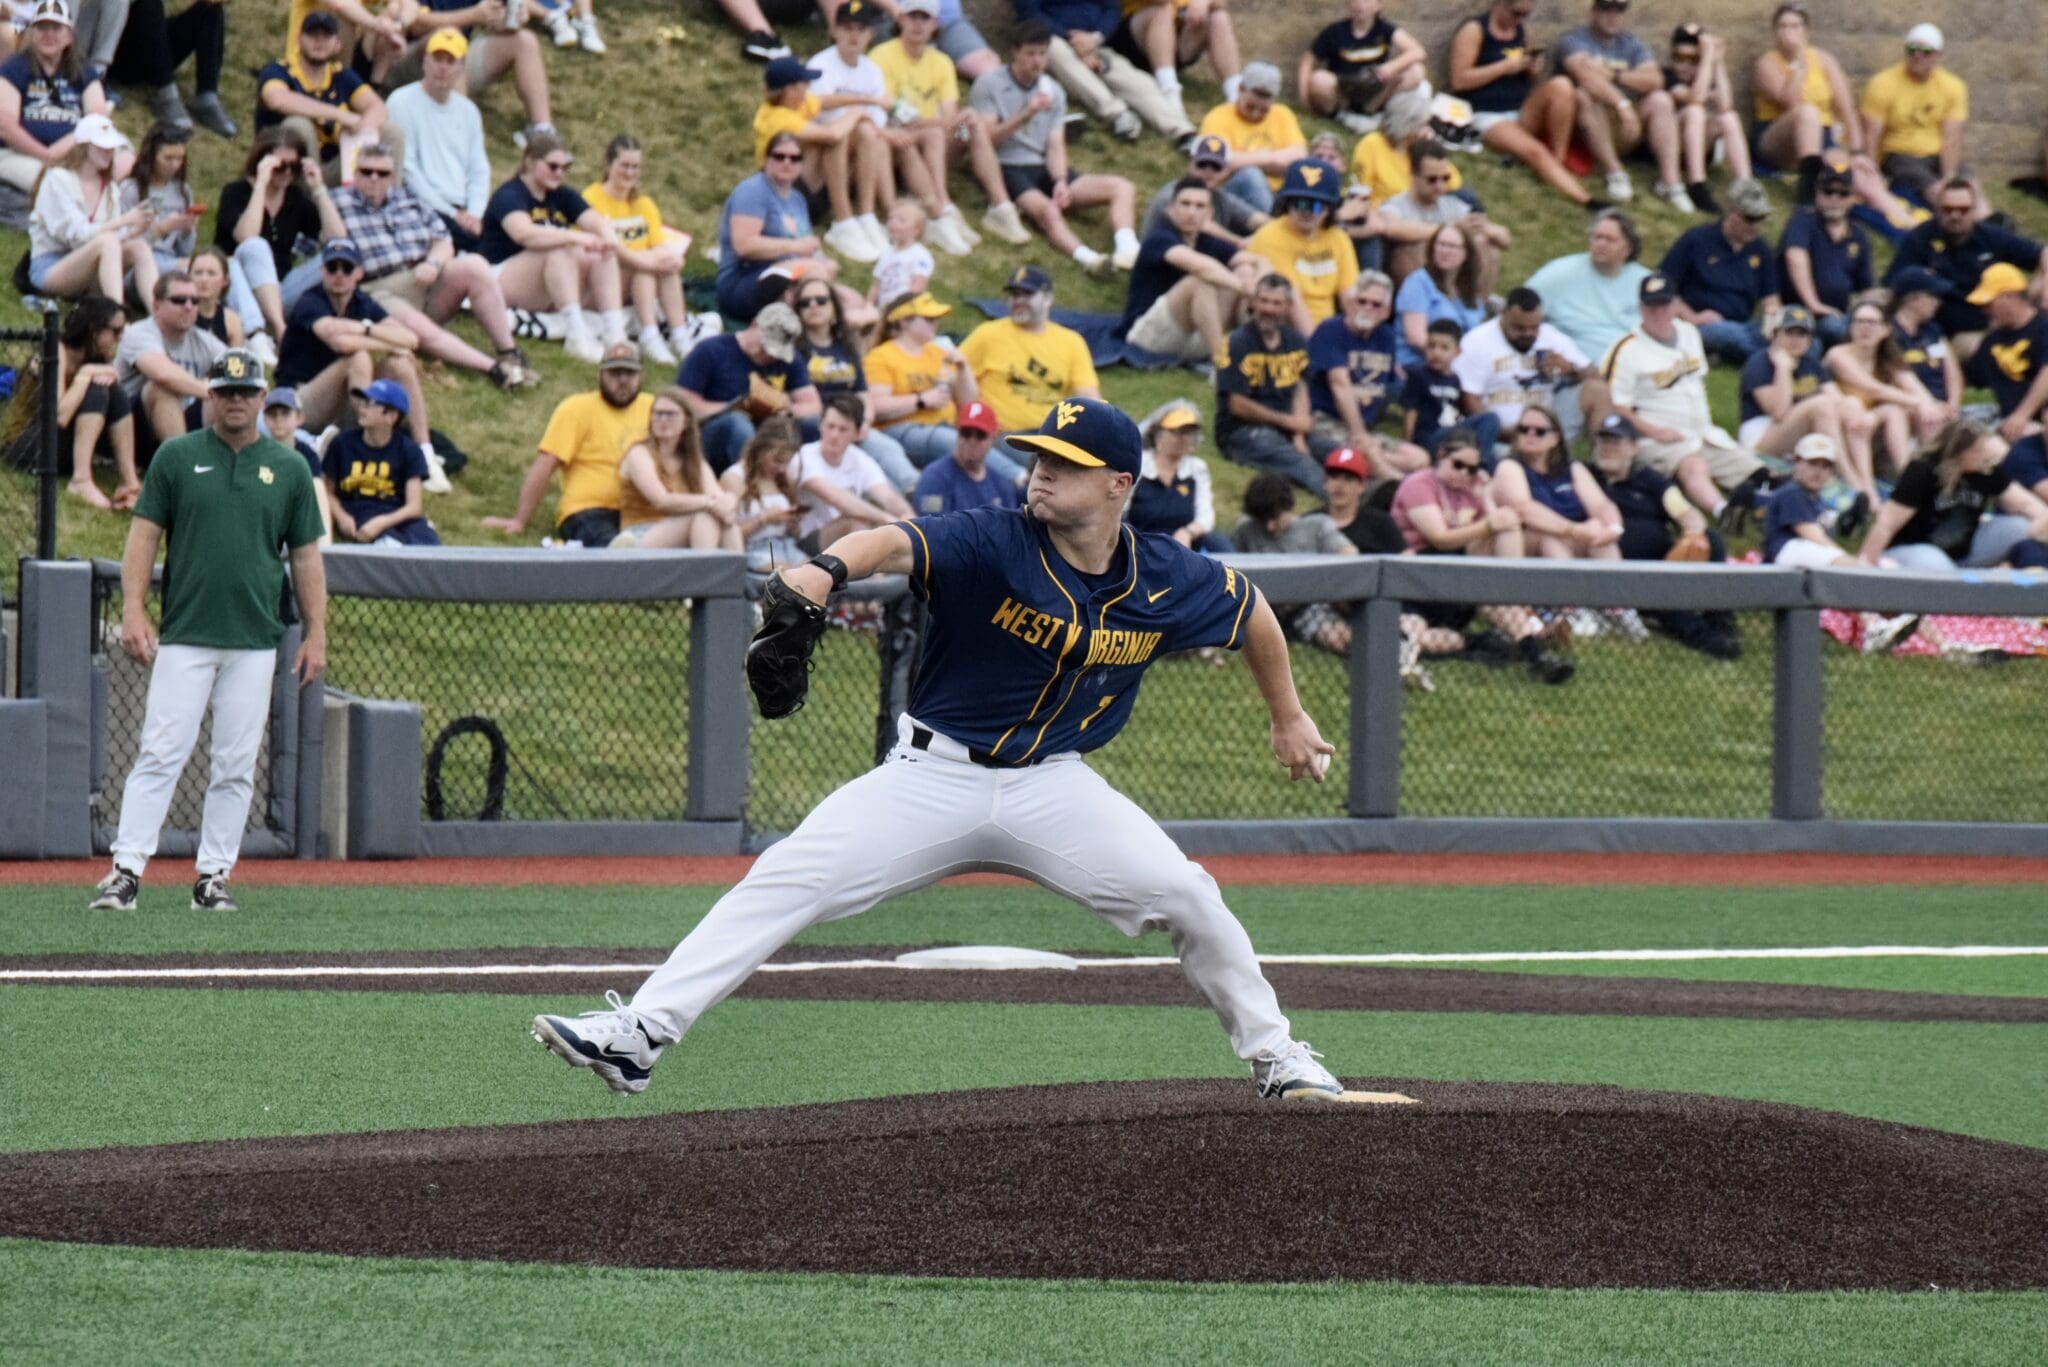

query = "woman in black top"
[1858, 420, 2048, 571]
[184, 246, 247, 349]
[214, 128, 342, 340]
[1446, 1, 1590, 206]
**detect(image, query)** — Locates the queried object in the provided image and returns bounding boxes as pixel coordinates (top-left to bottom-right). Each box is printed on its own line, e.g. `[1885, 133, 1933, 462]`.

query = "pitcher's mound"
[3, 1080, 2043, 1290]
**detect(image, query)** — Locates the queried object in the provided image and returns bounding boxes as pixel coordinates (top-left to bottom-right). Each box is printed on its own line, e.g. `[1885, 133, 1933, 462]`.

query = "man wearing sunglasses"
[1886, 176, 2048, 346]
[1379, 140, 1507, 296]
[1777, 164, 1871, 347]
[115, 270, 229, 459]
[1858, 25, 1968, 204]
[274, 238, 433, 457]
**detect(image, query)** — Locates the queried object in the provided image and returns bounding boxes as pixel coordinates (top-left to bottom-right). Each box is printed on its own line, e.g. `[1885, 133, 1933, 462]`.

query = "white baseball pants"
[111, 644, 276, 878]
[630, 714, 1293, 1060]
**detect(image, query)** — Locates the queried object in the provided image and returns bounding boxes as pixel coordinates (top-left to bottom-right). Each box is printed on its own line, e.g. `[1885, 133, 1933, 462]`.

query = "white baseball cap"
[72, 114, 125, 152]
[1904, 23, 1943, 51]
[1793, 434, 1839, 464]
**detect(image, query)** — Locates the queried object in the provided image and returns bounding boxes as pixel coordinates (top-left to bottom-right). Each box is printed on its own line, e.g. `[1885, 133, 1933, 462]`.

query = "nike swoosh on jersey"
[193, 466, 214, 473]
[1147, 587, 1171, 603]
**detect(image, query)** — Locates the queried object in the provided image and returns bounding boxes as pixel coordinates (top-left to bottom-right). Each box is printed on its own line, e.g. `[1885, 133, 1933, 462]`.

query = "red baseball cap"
[957, 401, 999, 435]
[1323, 447, 1372, 480]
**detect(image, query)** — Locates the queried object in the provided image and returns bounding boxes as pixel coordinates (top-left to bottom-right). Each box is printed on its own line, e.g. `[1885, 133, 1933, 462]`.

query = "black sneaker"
[1517, 634, 1576, 685]
[89, 866, 140, 911]
[1456, 627, 1515, 667]
[1834, 491, 1871, 541]
[191, 872, 239, 911]
[742, 29, 789, 62]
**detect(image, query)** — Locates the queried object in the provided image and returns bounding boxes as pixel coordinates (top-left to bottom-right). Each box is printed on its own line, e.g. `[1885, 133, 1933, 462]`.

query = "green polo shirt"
[133, 427, 325, 650]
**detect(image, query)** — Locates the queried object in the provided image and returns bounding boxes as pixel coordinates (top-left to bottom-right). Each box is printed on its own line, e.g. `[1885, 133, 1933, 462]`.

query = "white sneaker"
[563, 325, 604, 364]
[1074, 245, 1110, 276]
[925, 213, 972, 257]
[825, 217, 881, 263]
[314, 424, 341, 458]
[1565, 606, 1606, 639]
[1603, 607, 1650, 642]
[573, 15, 606, 53]
[1336, 109, 1381, 135]
[1111, 238, 1139, 271]
[422, 450, 452, 494]
[1862, 613, 1921, 655]
[679, 312, 723, 349]
[638, 325, 678, 366]
[854, 213, 890, 257]
[981, 201, 1033, 246]
[531, 990, 667, 1095]
[1653, 181, 1697, 214]
[1605, 170, 1635, 202]
[545, 4, 576, 46]
[1252, 1040, 1344, 1100]
[245, 333, 278, 366]
[1109, 109, 1142, 142]
[942, 204, 981, 247]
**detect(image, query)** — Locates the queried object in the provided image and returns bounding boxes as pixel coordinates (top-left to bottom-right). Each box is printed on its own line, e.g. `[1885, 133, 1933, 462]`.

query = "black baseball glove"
[747, 576, 830, 719]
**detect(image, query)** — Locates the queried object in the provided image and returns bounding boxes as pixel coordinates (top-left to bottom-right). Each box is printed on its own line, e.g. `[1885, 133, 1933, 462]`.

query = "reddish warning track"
[11, 853, 2048, 887]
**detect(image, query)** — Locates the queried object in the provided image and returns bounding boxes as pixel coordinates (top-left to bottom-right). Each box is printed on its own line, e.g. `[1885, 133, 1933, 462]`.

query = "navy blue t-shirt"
[675, 332, 808, 405]
[0, 54, 99, 148]
[1762, 483, 1827, 562]
[1964, 310, 2048, 418]
[1659, 223, 1778, 323]
[896, 508, 1256, 759]
[1736, 346, 1824, 426]
[477, 178, 590, 265]
[275, 287, 389, 386]
[1888, 222, 2045, 335]
[1120, 225, 1235, 332]
[1311, 17, 1399, 77]
[322, 427, 427, 525]
[1125, 468, 1198, 536]
[801, 340, 865, 400]
[1778, 209, 1872, 314]
[1307, 316, 1398, 426]
[1400, 364, 1465, 450]
[254, 59, 367, 160]
[913, 455, 1020, 516]
[1893, 318, 1952, 402]
[1214, 321, 1309, 444]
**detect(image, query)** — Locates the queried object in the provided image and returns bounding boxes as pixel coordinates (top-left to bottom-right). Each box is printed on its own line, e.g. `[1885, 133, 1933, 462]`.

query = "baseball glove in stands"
[1666, 530, 1712, 562]
[747, 576, 830, 718]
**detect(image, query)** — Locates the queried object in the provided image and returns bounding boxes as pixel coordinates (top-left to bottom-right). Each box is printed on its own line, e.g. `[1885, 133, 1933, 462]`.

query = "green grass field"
[3, 874, 2045, 1361]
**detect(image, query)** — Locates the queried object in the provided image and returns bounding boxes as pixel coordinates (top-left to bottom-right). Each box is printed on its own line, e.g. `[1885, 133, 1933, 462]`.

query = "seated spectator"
[1114, 0, 1239, 116]
[959, 264, 1101, 434]
[1229, 471, 1355, 652]
[1887, 267, 1961, 420]
[1661, 22, 1748, 214]
[1298, 0, 1428, 135]
[1330, 174, 1393, 279]
[29, 295, 135, 508]
[0, 0, 110, 193]
[1455, 287, 1604, 445]
[1320, 445, 1404, 553]
[1824, 300, 1948, 491]
[1886, 178, 2048, 349]
[1657, 176, 1778, 362]
[793, 279, 906, 485]
[103, 0, 233, 136]
[1244, 158, 1355, 334]
[1522, 208, 1648, 363]
[1446, 1, 1593, 208]
[1748, 3, 1911, 222]
[389, 1, 556, 147]
[719, 415, 807, 572]
[1601, 272, 1763, 524]
[322, 378, 440, 546]
[487, 344, 654, 546]
[1761, 433, 1857, 567]
[1389, 432, 1576, 683]
[714, 0, 798, 65]
[1556, 0, 1690, 211]
[26, 113, 155, 304]
[1347, 92, 1459, 207]
[1779, 163, 1872, 344]
[385, 29, 490, 255]
[812, 2, 960, 260]
[612, 388, 742, 550]
[679, 302, 822, 474]
[873, 0, 1028, 249]
[256, 10, 395, 187]
[1860, 25, 1966, 205]
[1736, 304, 1871, 501]
[584, 133, 699, 367]
[122, 123, 201, 286]
[477, 132, 629, 365]
[791, 393, 914, 549]
[869, 199, 935, 308]
[914, 399, 1017, 515]
[1126, 401, 1224, 550]
[1859, 421, 2048, 571]
[274, 239, 433, 464]
[931, 0, 1002, 80]
[866, 289, 1007, 486]
[1194, 61, 1303, 215]
[262, 385, 323, 479]
[1379, 140, 1507, 295]
[1033, 0, 1195, 145]
[1489, 401, 1623, 562]
[755, 54, 888, 266]
[972, 22, 1139, 274]
[185, 247, 248, 350]
[282, 0, 409, 83]
[1141, 132, 1269, 246]
[1393, 221, 1486, 371]
[1308, 273, 1424, 480]
[1585, 412, 1738, 658]
[115, 270, 225, 455]
[215, 128, 344, 342]
[1214, 272, 1325, 493]
[1401, 318, 1498, 457]
[1961, 265, 2048, 503]
[335, 140, 540, 393]
[717, 132, 855, 325]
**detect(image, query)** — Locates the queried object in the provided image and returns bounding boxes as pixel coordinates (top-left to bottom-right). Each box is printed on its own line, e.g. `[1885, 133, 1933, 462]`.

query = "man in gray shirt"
[1229, 471, 1356, 653]
[969, 21, 1140, 274]
[1380, 140, 1510, 294]
[116, 271, 230, 452]
[1141, 133, 1271, 247]
[1556, 0, 1691, 212]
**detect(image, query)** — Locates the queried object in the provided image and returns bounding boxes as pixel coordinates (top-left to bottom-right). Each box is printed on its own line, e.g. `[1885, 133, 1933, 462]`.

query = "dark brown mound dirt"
[6, 948, 2045, 1023]
[4, 1080, 2044, 1290]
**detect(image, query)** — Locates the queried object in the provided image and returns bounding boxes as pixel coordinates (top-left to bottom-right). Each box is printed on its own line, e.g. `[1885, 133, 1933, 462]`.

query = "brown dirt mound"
[4, 1080, 2043, 1290]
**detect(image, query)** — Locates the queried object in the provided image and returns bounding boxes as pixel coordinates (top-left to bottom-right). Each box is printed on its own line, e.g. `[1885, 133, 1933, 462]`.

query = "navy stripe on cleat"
[531, 991, 665, 1095]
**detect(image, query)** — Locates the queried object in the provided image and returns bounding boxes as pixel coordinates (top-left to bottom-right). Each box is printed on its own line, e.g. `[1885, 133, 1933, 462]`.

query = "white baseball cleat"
[532, 990, 667, 1095]
[1252, 1040, 1344, 1100]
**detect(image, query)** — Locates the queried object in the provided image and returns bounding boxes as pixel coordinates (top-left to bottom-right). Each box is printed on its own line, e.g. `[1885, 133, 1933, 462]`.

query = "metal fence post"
[686, 594, 751, 821]
[34, 302, 58, 561]
[1772, 606, 1824, 820]
[1349, 594, 1402, 818]
[872, 590, 921, 767]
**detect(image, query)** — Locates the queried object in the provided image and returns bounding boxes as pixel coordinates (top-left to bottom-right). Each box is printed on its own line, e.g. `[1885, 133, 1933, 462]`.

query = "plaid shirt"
[332, 185, 449, 280]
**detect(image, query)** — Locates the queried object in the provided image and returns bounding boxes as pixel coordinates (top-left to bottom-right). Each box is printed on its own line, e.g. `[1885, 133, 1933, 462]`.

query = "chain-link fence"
[0, 310, 62, 613]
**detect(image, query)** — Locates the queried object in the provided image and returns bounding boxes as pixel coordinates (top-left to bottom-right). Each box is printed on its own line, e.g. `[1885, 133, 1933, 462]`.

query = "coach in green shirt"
[91, 349, 328, 915]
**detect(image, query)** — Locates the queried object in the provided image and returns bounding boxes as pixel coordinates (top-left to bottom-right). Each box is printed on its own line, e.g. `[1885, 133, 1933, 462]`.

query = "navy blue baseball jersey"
[898, 507, 1256, 761]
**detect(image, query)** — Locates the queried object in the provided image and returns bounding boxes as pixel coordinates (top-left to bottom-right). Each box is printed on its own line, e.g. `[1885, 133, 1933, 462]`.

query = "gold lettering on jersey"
[1647, 354, 1705, 389]
[991, 596, 1069, 649]
[1222, 566, 1239, 598]
[1240, 349, 1309, 388]
[1084, 629, 1163, 668]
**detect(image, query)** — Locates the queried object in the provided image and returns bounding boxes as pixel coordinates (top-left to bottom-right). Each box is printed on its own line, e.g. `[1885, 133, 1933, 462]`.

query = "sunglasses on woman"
[1518, 424, 1556, 437]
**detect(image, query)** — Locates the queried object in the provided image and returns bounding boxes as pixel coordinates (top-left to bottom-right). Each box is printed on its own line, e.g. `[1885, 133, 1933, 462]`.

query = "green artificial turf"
[4, 1240, 2044, 1367]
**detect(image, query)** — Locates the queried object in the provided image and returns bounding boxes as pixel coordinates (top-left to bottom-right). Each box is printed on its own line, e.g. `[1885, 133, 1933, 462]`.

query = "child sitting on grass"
[1401, 318, 1499, 459]
[869, 199, 936, 311]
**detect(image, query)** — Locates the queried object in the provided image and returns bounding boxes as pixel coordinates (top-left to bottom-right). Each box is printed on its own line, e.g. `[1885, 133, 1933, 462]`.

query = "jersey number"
[1078, 694, 1116, 732]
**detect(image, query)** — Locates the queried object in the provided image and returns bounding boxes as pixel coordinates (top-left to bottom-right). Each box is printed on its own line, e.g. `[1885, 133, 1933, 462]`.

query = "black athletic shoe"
[191, 872, 239, 911]
[89, 866, 140, 911]
[1456, 626, 1515, 667]
[1687, 180, 1719, 214]
[742, 29, 789, 62]
[1518, 634, 1576, 685]
[1834, 491, 1872, 542]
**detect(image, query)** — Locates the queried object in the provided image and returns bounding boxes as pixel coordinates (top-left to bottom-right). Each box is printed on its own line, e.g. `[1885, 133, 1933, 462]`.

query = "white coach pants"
[111, 644, 276, 878]
[630, 714, 1293, 1060]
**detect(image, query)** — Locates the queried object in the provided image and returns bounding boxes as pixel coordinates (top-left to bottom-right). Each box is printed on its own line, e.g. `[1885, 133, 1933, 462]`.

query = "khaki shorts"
[365, 270, 432, 311]
[1126, 293, 1210, 362]
[1636, 430, 1761, 490]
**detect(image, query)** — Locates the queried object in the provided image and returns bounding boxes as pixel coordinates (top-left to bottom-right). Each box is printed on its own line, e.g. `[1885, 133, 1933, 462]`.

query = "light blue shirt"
[1522, 252, 1651, 364]
[386, 82, 490, 219]
[1393, 270, 1488, 371]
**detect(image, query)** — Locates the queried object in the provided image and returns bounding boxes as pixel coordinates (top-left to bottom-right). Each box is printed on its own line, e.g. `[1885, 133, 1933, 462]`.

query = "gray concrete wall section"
[18, 561, 93, 856]
[321, 546, 746, 603]
[0, 700, 48, 856]
[345, 700, 423, 860]
[687, 596, 753, 822]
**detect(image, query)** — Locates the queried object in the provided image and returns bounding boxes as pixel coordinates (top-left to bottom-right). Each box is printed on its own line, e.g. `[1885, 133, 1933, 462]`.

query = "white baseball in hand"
[1311, 752, 1331, 780]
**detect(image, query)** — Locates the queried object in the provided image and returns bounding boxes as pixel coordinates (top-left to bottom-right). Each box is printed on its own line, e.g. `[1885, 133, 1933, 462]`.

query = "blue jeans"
[700, 409, 757, 475]
[228, 237, 320, 328]
[1221, 425, 1325, 495]
[1886, 515, 2048, 571]
[858, 428, 917, 492]
[1222, 166, 1274, 214]
[896, 423, 1029, 488]
[1696, 318, 1767, 364]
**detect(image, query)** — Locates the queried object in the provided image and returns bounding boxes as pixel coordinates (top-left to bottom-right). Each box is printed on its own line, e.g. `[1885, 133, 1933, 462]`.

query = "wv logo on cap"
[1299, 165, 1323, 187]
[1055, 401, 1085, 430]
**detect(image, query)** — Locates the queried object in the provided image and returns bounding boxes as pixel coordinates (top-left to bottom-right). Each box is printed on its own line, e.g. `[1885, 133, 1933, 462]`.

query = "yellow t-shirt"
[581, 183, 666, 252]
[1198, 102, 1308, 192]
[1754, 50, 1835, 128]
[959, 320, 1098, 433]
[1860, 64, 1968, 161]
[1246, 219, 1358, 325]
[539, 391, 656, 523]
[865, 338, 956, 427]
[1348, 132, 1461, 206]
[871, 39, 959, 121]
[753, 94, 821, 166]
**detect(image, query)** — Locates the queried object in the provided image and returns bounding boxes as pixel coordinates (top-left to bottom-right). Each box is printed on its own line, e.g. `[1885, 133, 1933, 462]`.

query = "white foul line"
[2, 945, 2046, 983]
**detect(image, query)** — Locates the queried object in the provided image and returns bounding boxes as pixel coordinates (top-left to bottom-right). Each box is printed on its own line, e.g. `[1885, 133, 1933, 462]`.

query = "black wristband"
[809, 553, 849, 593]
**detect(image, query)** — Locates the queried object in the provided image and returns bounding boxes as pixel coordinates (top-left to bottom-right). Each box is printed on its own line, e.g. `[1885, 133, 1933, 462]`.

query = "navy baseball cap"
[1890, 265, 1953, 299]
[764, 57, 822, 90]
[1594, 413, 1639, 441]
[1004, 264, 1054, 294]
[262, 387, 300, 411]
[1280, 158, 1340, 206]
[1009, 397, 1143, 478]
[350, 377, 410, 415]
[322, 238, 363, 268]
[1639, 273, 1677, 304]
